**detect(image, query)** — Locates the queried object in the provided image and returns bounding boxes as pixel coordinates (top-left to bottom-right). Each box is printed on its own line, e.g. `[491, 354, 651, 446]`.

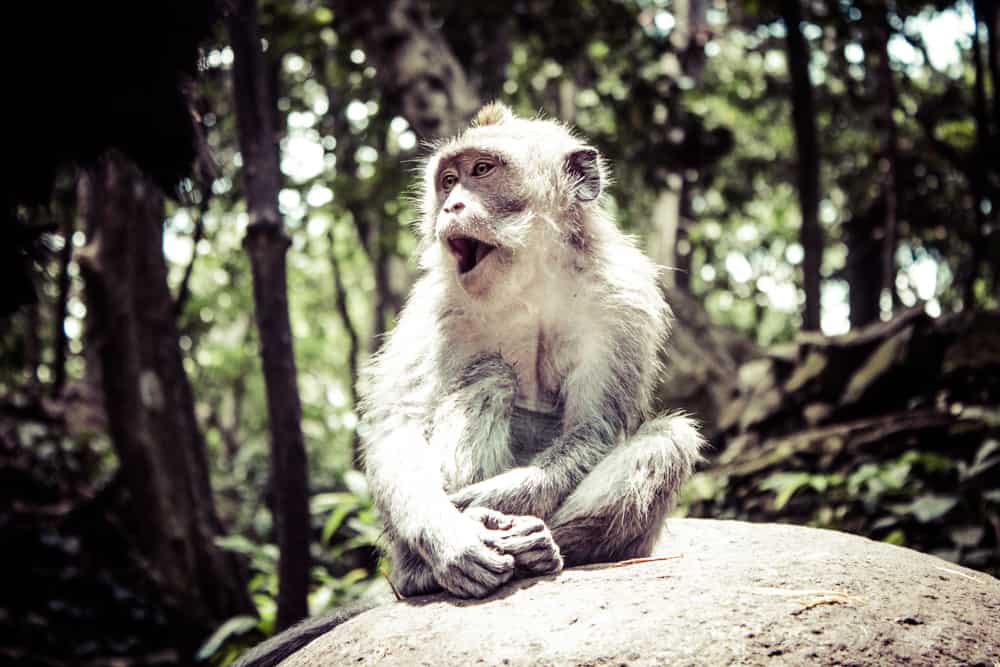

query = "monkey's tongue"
[449, 237, 496, 274]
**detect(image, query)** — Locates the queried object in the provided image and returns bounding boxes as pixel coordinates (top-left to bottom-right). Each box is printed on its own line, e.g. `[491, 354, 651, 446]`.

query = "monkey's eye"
[440, 172, 458, 191]
[471, 160, 495, 177]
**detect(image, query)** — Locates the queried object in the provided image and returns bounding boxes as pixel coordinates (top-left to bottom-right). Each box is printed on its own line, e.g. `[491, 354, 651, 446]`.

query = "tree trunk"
[327, 227, 363, 465]
[983, 0, 1000, 136]
[228, 0, 311, 630]
[967, 1, 992, 306]
[648, 0, 705, 291]
[336, 0, 480, 139]
[876, 4, 899, 317]
[50, 202, 75, 397]
[780, 0, 822, 331]
[23, 303, 40, 392]
[848, 4, 899, 329]
[77, 156, 253, 636]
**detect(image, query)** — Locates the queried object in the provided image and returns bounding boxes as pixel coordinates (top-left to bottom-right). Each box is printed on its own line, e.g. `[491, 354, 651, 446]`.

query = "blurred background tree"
[0, 0, 997, 664]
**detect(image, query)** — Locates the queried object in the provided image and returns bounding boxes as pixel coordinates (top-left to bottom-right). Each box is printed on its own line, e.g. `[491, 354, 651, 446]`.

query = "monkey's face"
[431, 150, 532, 298]
[421, 106, 607, 301]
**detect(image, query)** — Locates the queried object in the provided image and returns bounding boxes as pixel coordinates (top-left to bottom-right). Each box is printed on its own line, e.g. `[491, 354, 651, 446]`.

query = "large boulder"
[282, 519, 1000, 666]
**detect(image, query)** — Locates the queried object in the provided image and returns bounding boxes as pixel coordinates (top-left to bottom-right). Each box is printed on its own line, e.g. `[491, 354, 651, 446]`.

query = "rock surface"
[282, 519, 1000, 666]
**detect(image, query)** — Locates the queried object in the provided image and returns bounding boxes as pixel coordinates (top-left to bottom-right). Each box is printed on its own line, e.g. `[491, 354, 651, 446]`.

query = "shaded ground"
[286, 519, 1000, 666]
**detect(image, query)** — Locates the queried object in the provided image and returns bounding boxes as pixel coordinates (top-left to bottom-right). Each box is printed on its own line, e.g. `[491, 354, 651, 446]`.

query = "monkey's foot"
[493, 515, 564, 576]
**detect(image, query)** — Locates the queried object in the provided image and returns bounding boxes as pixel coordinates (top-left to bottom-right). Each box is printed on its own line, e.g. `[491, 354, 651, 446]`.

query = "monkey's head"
[419, 102, 606, 300]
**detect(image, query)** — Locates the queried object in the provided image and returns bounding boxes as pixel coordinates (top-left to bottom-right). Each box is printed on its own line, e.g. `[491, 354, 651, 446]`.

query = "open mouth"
[447, 235, 497, 274]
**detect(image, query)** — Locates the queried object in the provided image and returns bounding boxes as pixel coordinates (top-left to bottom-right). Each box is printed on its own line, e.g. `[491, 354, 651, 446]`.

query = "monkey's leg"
[389, 539, 441, 597]
[548, 413, 704, 567]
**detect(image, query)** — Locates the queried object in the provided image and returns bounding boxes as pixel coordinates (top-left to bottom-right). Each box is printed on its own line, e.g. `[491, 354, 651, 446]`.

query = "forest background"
[1, 0, 998, 665]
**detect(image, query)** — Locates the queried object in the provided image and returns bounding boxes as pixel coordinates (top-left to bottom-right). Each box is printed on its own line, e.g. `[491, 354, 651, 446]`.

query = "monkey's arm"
[447, 415, 621, 519]
[363, 413, 518, 598]
[359, 297, 517, 598]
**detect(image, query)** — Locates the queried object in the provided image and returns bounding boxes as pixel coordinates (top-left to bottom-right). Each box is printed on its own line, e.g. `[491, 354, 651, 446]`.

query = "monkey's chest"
[509, 404, 563, 465]
[494, 328, 565, 412]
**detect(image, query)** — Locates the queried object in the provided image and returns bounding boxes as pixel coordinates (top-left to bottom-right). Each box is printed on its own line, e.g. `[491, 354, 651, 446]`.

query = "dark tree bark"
[983, 0, 1000, 137]
[50, 202, 75, 397]
[327, 228, 363, 465]
[986, 0, 1000, 297]
[647, 0, 707, 291]
[173, 181, 210, 319]
[673, 0, 707, 293]
[313, 68, 395, 345]
[876, 4, 899, 317]
[228, 0, 311, 630]
[780, 0, 822, 331]
[848, 3, 899, 329]
[77, 156, 253, 635]
[844, 204, 883, 329]
[966, 0, 995, 305]
[23, 303, 40, 392]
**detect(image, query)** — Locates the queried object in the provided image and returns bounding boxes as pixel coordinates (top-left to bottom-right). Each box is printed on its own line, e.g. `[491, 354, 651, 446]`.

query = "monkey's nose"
[444, 201, 465, 214]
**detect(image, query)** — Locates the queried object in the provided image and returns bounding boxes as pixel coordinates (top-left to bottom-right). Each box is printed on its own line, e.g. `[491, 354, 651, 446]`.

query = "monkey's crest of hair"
[471, 101, 514, 127]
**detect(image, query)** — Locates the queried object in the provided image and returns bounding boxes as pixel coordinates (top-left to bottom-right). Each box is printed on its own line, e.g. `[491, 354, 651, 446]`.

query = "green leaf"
[252, 595, 277, 635]
[196, 615, 259, 661]
[882, 529, 906, 546]
[759, 472, 811, 510]
[974, 439, 1000, 465]
[321, 499, 359, 544]
[908, 495, 958, 523]
[311, 491, 356, 514]
[947, 525, 984, 548]
[215, 535, 259, 556]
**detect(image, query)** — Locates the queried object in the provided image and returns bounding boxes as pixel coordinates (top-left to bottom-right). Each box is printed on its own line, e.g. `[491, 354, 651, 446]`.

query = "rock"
[281, 519, 1000, 666]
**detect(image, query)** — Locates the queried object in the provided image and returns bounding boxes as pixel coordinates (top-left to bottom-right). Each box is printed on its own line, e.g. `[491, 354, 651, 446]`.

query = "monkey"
[233, 102, 704, 666]
[359, 100, 705, 599]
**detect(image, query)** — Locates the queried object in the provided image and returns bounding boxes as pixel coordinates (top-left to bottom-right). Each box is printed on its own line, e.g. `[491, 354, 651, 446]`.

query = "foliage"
[678, 310, 1000, 576]
[682, 442, 1000, 573]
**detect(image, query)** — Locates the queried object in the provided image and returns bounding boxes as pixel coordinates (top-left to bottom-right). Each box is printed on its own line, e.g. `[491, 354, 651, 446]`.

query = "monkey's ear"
[565, 148, 602, 201]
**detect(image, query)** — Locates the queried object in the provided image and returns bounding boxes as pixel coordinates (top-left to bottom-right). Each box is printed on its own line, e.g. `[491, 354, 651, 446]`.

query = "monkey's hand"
[464, 507, 564, 577]
[421, 513, 516, 599]
[449, 467, 555, 519]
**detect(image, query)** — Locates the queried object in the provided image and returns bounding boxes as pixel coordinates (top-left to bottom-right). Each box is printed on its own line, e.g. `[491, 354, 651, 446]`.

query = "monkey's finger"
[507, 515, 547, 536]
[516, 556, 563, 576]
[465, 506, 514, 530]
[496, 531, 556, 554]
[448, 490, 475, 511]
[440, 574, 478, 599]
[471, 546, 516, 574]
[514, 546, 563, 569]
[450, 561, 512, 598]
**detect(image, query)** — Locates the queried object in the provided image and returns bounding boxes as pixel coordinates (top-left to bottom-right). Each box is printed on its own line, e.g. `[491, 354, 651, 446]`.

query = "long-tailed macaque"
[234, 103, 704, 666]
